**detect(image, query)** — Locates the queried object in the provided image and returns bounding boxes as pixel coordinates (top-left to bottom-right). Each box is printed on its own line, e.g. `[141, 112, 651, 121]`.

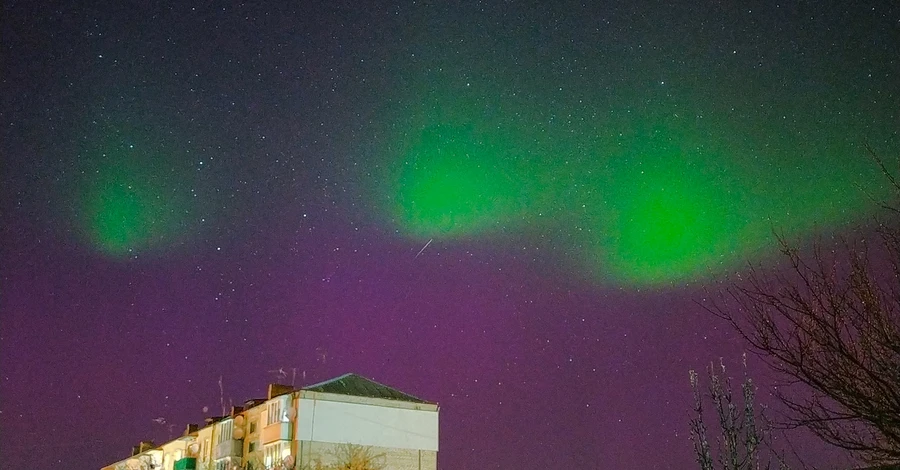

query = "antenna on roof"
[268, 368, 287, 380]
[218, 376, 226, 416]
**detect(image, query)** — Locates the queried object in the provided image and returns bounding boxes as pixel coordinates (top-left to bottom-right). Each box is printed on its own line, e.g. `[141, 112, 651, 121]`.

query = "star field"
[1, 1, 898, 469]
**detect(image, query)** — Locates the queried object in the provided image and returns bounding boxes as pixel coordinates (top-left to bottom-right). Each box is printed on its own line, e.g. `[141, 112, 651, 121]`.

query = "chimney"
[132, 441, 155, 455]
[184, 423, 199, 436]
[268, 383, 293, 399]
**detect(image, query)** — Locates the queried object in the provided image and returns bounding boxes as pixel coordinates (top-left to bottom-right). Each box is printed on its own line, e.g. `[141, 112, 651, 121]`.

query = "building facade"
[101, 374, 439, 470]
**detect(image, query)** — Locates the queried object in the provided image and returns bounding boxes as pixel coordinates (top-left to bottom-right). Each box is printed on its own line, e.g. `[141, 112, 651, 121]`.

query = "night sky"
[2, 1, 898, 469]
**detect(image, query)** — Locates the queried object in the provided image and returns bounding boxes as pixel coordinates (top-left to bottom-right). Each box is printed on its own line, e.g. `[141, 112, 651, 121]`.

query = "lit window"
[263, 442, 290, 468]
[217, 420, 233, 443]
[267, 401, 281, 426]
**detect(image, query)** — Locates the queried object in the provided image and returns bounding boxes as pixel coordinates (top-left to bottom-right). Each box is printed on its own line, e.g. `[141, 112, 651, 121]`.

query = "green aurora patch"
[389, 123, 543, 238]
[381, 92, 889, 286]
[74, 124, 193, 257]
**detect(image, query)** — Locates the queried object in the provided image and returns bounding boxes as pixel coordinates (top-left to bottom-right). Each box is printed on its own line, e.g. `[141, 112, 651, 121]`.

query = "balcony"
[213, 440, 242, 460]
[174, 457, 197, 470]
[260, 422, 291, 444]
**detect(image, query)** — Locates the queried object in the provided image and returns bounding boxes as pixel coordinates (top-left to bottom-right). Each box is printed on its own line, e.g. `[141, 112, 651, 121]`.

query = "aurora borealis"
[2, 1, 898, 469]
[74, 123, 197, 257]
[379, 78, 891, 285]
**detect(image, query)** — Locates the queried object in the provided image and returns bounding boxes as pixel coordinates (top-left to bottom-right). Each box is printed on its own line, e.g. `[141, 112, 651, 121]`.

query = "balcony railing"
[174, 457, 197, 470]
[213, 440, 242, 460]
[260, 422, 291, 444]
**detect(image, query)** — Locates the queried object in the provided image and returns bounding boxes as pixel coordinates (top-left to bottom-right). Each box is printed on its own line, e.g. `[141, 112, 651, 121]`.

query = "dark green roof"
[302, 373, 431, 404]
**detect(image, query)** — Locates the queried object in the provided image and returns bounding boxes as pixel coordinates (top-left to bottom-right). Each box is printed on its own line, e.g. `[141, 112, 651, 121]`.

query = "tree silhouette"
[705, 145, 900, 466]
[689, 357, 791, 470]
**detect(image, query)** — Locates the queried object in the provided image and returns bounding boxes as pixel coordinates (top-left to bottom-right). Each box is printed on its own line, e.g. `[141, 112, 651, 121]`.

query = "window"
[214, 458, 239, 470]
[249, 420, 256, 434]
[263, 442, 290, 468]
[266, 397, 290, 426]
[267, 401, 281, 426]
[216, 420, 233, 443]
[248, 441, 257, 453]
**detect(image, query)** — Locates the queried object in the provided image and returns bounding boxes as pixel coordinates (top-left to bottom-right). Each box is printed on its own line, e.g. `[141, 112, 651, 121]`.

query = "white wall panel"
[296, 398, 438, 451]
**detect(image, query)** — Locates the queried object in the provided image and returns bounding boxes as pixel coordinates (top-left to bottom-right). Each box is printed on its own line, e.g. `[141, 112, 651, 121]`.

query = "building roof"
[301, 373, 431, 404]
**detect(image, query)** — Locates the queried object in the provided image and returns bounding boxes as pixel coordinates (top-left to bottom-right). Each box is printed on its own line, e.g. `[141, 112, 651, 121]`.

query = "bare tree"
[327, 443, 386, 470]
[305, 443, 386, 470]
[705, 146, 900, 465]
[690, 357, 791, 470]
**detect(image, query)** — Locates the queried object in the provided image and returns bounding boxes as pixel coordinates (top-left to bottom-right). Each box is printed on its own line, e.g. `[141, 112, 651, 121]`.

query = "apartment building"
[101, 373, 439, 470]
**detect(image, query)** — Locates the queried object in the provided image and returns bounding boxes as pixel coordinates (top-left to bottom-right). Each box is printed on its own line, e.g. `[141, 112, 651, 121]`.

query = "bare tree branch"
[690, 357, 792, 470]
[702, 146, 900, 466]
